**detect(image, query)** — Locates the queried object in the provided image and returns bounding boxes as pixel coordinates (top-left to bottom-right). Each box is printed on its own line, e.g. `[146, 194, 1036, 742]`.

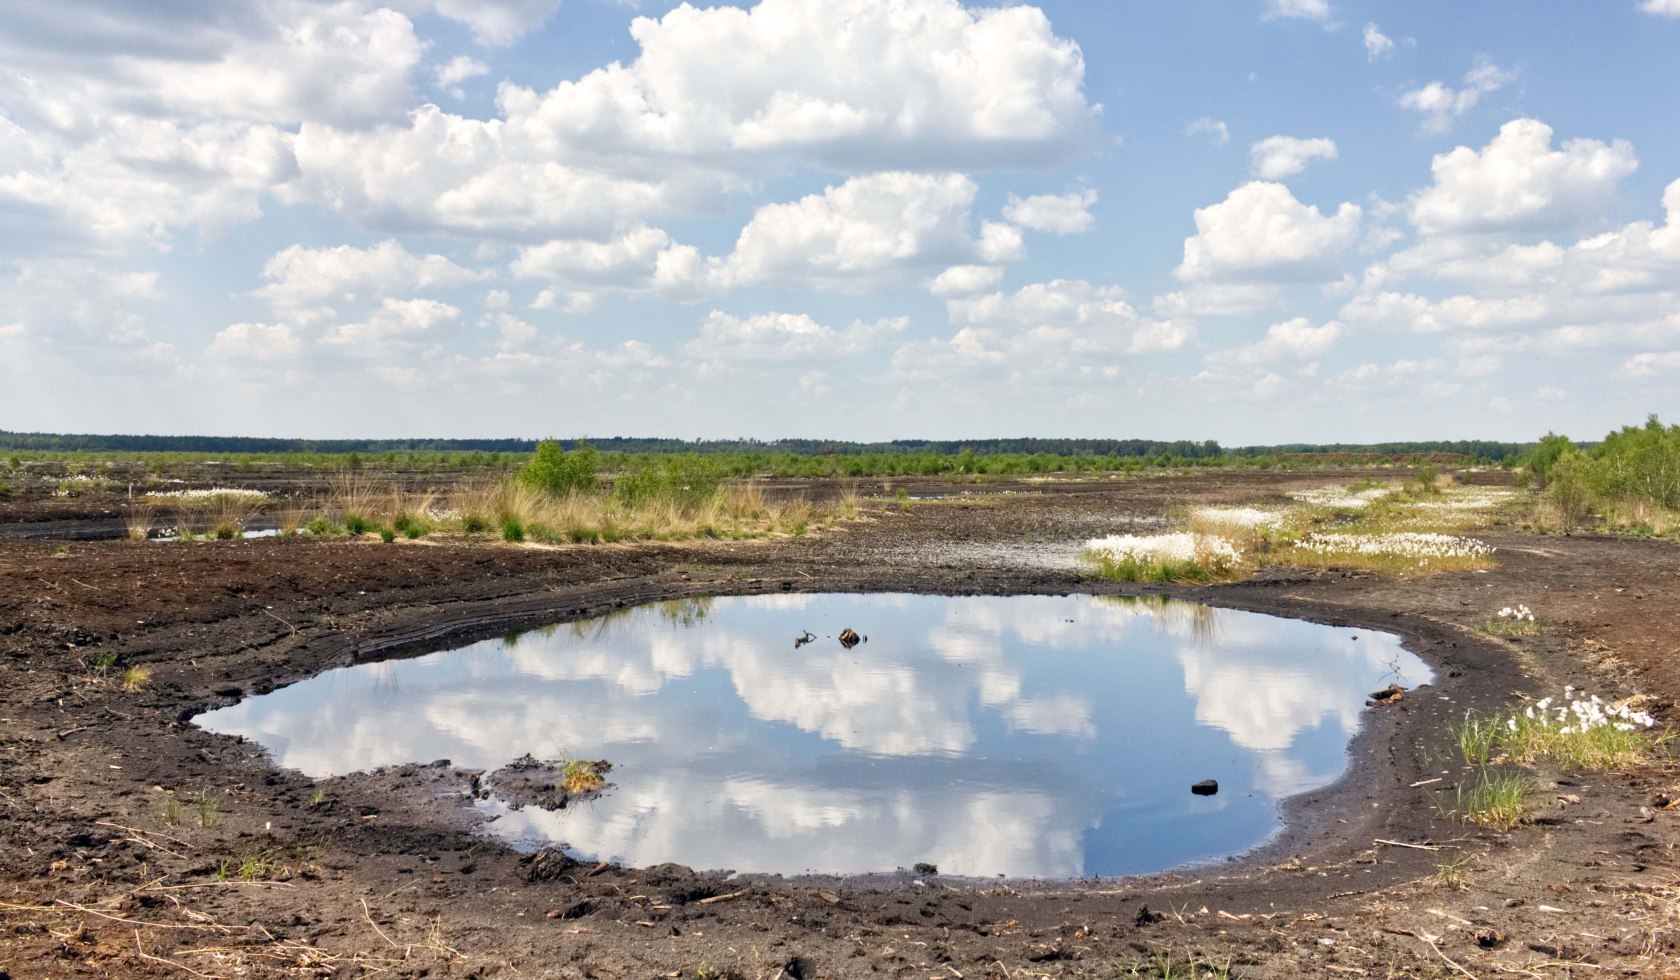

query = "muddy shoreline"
[3, 472, 1677, 978]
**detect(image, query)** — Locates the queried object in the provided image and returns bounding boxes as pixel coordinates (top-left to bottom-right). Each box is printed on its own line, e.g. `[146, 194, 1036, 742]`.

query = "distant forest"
[0, 430, 1531, 461]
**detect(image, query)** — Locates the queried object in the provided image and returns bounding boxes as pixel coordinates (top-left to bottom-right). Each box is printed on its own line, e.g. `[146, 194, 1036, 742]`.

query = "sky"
[2, 0, 1678, 444]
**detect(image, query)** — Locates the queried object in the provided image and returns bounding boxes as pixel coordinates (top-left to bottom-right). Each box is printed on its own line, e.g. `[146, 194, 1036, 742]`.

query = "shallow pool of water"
[197, 593, 1429, 878]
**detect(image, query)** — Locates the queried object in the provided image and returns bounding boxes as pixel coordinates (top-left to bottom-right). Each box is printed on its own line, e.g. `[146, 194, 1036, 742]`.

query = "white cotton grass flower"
[1497, 605, 1535, 622]
[1289, 486, 1392, 510]
[1411, 489, 1519, 511]
[1082, 532, 1243, 581]
[1487, 686, 1663, 770]
[1084, 532, 1240, 567]
[147, 487, 270, 500]
[1297, 531, 1493, 563]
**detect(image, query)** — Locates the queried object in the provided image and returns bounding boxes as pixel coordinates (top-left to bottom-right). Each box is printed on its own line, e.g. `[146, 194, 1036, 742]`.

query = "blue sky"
[2, 0, 1677, 443]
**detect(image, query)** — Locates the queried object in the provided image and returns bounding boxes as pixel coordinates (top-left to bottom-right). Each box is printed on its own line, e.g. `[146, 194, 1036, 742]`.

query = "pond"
[196, 593, 1430, 879]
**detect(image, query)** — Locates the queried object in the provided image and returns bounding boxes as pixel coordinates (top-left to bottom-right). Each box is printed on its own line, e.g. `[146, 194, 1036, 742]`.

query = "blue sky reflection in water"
[196, 594, 1430, 878]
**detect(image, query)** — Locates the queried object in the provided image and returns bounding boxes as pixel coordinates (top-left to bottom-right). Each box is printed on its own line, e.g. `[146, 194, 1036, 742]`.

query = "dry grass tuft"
[124, 505, 153, 542]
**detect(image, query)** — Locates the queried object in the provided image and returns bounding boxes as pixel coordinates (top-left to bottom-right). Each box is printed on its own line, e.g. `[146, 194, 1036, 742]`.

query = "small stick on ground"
[361, 897, 403, 951]
[97, 819, 193, 857]
[135, 930, 222, 978]
[1419, 934, 1480, 979]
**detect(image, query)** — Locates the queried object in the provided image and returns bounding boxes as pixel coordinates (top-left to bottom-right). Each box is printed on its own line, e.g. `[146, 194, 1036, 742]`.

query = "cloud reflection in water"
[197, 594, 1428, 877]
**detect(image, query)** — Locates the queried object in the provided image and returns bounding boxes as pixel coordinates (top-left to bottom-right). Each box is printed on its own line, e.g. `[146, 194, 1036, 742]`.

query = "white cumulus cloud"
[251, 240, 486, 314]
[1398, 58, 1515, 134]
[1363, 23, 1395, 61]
[1408, 119, 1638, 237]
[1227, 317, 1344, 363]
[434, 56, 490, 97]
[685, 310, 906, 370]
[415, 0, 563, 46]
[925, 265, 1006, 297]
[284, 0, 1100, 242]
[1249, 136, 1338, 180]
[895, 280, 1193, 382]
[1265, 0, 1332, 22]
[720, 172, 1009, 289]
[1176, 182, 1362, 283]
[1002, 189, 1098, 234]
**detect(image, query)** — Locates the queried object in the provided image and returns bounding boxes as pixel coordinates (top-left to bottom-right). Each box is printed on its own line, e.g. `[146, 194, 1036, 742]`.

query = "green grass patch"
[1439, 768, 1531, 830]
[1086, 554, 1225, 584]
[1451, 695, 1665, 772]
[1435, 853, 1473, 890]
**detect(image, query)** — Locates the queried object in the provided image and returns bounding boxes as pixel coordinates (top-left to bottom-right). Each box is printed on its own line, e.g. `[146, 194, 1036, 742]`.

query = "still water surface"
[197, 594, 1429, 878]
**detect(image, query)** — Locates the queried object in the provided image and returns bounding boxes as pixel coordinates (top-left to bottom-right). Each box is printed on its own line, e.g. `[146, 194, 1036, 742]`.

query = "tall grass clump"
[1440, 769, 1532, 830]
[1083, 532, 1242, 583]
[1187, 506, 1291, 554]
[125, 505, 153, 542]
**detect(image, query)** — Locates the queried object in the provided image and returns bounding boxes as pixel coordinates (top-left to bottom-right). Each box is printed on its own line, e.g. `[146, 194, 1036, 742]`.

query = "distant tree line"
[0, 429, 1528, 460]
[1231, 440, 1527, 461]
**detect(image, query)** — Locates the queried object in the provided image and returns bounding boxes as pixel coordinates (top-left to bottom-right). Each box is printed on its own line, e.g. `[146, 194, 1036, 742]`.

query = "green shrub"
[1587, 414, 1680, 509]
[344, 513, 372, 535]
[520, 439, 598, 497]
[378, 526, 396, 543]
[501, 515, 525, 542]
[1547, 451, 1595, 532]
[613, 455, 721, 512]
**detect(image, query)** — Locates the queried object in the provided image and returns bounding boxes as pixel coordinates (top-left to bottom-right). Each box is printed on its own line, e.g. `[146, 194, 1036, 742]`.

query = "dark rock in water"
[838, 627, 862, 649]
[1191, 779, 1218, 796]
[1368, 683, 1406, 705]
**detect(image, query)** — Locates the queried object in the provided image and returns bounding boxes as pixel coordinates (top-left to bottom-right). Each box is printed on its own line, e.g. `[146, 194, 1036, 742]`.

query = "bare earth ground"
[2, 470, 1679, 979]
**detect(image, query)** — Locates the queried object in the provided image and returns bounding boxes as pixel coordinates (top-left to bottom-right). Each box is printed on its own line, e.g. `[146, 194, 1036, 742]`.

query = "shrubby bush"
[1522, 415, 1680, 531]
[519, 439, 598, 497]
[613, 454, 721, 512]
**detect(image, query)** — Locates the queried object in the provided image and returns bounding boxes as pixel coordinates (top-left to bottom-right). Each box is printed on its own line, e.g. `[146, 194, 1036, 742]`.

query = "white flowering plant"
[1288, 485, 1393, 511]
[1480, 603, 1541, 637]
[1083, 532, 1244, 583]
[147, 487, 270, 501]
[1287, 531, 1496, 574]
[1455, 688, 1665, 772]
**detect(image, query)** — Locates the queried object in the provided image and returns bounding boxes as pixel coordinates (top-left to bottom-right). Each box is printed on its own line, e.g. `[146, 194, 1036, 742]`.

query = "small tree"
[1524, 432, 1576, 483]
[1547, 450, 1595, 534]
[520, 439, 598, 497]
